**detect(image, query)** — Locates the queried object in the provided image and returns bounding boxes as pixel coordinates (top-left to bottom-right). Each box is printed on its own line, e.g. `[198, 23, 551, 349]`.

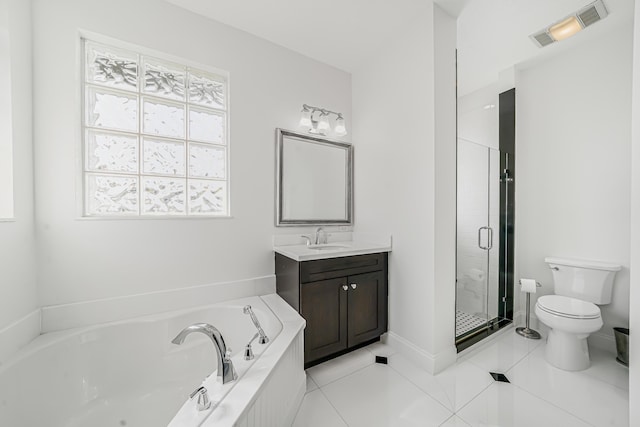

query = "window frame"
[79, 33, 231, 219]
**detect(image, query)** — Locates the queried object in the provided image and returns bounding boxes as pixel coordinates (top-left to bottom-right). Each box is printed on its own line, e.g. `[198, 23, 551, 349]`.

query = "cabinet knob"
[342, 285, 349, 291]
[350, 283, 357, 290]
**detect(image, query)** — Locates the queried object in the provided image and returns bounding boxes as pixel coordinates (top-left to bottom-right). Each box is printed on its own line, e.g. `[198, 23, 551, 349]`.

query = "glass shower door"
[456, 139, 500, 339]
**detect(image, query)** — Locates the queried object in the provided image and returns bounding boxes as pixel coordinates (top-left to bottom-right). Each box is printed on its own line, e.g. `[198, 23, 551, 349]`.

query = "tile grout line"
[464, 337, 540, 373]
[506, 380, 598, 427]
[308, 358, 376, 389]
[515, 344, 629, 393]
[367, 344, 458, 416]
[439, 414, 472, 427]
[312, 345, 456, 426]
[317, 381, 352, 426]
[450, 378, 495, 417]
[385, 357, 457, 415]
[505, 349, 606, 427]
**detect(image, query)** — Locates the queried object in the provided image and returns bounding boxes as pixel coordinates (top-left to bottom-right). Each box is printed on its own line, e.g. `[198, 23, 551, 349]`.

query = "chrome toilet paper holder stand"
[516, 280, 542, 340]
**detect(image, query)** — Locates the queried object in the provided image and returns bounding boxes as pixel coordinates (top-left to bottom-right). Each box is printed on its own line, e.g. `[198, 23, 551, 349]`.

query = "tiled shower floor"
[456, 310, 487, 336]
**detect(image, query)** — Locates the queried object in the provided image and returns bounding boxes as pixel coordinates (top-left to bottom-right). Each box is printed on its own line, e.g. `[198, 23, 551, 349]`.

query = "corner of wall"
[629, 1, 640, 425]
[432, 1, 457, 365]
[385, 331, 457, 374]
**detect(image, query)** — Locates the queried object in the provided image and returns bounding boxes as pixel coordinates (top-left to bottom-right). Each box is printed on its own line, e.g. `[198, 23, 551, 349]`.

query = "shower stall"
[455, 89, 515, 351]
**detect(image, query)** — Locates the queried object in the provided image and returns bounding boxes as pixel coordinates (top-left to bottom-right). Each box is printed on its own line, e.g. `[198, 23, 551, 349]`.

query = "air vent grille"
[578, 6, 601, 27]
[532, 31, 555, 47]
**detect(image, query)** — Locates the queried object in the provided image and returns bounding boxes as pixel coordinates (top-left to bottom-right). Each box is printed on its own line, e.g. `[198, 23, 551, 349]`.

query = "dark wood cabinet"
[275, 252, 388, 367]
[300, 277, 348, 361]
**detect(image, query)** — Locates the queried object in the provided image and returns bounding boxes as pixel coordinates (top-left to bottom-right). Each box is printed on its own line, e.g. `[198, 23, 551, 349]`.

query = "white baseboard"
[384, 332, 456, 374]
[41, 275, 276, 333]
[0, 309, 41, 364]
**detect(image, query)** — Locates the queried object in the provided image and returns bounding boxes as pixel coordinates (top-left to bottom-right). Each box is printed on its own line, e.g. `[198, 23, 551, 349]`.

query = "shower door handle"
[478, 226, 492, 250]
[478, 227, 488, 250]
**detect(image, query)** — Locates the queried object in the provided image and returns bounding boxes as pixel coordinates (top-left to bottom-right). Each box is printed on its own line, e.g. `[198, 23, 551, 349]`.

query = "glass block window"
[82, 39, 229, 217]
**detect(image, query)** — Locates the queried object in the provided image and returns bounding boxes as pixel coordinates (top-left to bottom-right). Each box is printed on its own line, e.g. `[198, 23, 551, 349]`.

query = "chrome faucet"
[190, 386, 212, 411]
[314, 227, 327, 245]
[244, 332, 261, 361]
[171, 323, 238, 384]
[243, 305, 269, 344]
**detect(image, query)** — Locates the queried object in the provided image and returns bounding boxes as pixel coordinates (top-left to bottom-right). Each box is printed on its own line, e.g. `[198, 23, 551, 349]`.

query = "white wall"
[515, 25, 633, 346]
[32, 0, 351, 308]
[0, 0, 37, 330]
[432, 5, 457, 368]
[0, 1, 13, 219]
[353, 2, 457, 372]
[629, 0, 639, 424]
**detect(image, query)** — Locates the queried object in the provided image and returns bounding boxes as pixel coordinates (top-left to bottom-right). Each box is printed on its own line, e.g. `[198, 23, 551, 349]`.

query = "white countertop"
[273, 233, 392, 262]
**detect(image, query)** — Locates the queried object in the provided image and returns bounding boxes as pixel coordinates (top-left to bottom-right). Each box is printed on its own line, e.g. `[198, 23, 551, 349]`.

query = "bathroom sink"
[308, 244, 351, 251]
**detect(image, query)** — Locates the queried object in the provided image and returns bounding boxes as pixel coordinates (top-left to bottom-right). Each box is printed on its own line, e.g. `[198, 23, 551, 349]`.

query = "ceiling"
[456, 0, 634, 96]
[166, 0, 634, 94]
[165, 0, 431, 73]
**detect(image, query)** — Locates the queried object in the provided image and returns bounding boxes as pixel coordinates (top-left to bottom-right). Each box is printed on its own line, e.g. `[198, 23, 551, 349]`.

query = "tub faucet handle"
[244, 343, 255, 361]
[190, 386, 212, 411]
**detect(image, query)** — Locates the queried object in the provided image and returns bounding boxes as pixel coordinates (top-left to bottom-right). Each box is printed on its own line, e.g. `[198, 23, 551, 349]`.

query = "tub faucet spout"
[171, 323, 238, 384]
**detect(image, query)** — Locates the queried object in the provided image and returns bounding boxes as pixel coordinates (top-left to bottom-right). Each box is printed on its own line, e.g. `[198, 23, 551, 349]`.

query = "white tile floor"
[292, 328, 629, 427]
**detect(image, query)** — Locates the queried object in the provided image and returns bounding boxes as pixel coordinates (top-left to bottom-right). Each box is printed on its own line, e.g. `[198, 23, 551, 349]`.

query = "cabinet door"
[347, 271, 387, 347]
[301, 277, 348, 363]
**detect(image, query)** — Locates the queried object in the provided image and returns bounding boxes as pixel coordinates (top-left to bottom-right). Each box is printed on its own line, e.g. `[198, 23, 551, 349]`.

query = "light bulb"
[318, 114, 330, 132]
[334, 116, 347, 136]
[549, 16, 582, 41]
[299, 109, 312, 128]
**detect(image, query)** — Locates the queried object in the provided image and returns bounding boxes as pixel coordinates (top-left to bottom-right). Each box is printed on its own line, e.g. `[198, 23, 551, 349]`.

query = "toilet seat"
[536, 295, 600, 320]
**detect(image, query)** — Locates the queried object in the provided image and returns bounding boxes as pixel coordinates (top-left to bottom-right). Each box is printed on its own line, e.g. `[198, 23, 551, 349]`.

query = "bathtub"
[0, 294, 306, 427]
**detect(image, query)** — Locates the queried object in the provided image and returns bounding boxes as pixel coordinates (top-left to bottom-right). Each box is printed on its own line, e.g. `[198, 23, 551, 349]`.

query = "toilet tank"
[545, 257, 621, 304]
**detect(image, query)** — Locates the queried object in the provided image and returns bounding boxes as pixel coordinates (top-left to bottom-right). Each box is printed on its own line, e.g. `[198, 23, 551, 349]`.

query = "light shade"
[318, 114, 331, 132]
[549, 16, 583, 41]
[334, 116, 347, 136]
[299, 109, 312, 128]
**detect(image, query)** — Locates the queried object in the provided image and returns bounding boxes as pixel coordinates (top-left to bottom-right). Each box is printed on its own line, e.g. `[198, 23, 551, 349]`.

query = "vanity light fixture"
[298, 104, 347, 136]
[530, 0, 608, 48]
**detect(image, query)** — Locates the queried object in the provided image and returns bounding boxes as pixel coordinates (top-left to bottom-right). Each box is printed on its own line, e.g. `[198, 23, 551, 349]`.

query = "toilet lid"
[536, 295, 601, 319]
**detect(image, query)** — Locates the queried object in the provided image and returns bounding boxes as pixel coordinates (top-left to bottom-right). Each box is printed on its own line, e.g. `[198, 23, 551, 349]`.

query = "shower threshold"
[456, 316, 512, 352]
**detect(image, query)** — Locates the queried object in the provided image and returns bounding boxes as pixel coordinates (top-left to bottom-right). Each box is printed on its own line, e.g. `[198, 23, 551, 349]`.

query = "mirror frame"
[275, 128, 353, 226]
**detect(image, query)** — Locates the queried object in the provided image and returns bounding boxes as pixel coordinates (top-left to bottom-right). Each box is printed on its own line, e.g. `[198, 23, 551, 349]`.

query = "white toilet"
[535, 257, 621, 371]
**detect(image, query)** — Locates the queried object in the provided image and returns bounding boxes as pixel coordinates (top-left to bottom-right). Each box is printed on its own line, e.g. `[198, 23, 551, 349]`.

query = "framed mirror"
[276, 129, 353, 226]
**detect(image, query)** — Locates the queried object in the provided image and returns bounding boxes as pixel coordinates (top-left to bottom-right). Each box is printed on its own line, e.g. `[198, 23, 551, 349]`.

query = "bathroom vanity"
[273, 129, 390, 367]
[274, 244, 389, 368]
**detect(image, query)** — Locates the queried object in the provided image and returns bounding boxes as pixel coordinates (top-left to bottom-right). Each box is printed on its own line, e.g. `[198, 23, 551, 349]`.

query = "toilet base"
[545, 329, 591, 371]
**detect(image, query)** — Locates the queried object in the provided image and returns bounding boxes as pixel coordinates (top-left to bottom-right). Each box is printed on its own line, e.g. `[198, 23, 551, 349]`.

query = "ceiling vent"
[529, 0, 609, 48]
[532, 31, 555, 48]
